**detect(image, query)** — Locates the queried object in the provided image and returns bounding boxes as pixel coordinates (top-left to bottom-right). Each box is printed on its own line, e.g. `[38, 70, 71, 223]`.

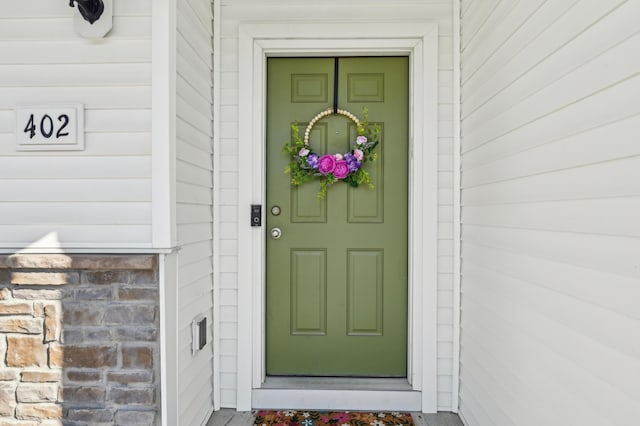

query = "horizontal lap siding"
[220, 0, 456, 410]
[0, 0, 152, 250]
[459, 1, 640, 425]
[176, 0, 214, 424]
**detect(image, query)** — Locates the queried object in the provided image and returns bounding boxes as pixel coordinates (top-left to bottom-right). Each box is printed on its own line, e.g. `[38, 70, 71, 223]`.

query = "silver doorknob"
[270, 227, 282, 239]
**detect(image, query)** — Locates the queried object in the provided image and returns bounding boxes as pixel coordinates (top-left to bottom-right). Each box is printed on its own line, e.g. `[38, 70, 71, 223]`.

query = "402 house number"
[23, 113, 71, 139]
[15, 105, 85, 151]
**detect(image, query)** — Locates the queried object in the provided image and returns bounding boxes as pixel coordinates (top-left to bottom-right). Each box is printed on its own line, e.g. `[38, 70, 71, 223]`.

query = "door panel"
[290, 249, 327, 336]
[347, 249, 384, 336]
[266, 57, 408, 377]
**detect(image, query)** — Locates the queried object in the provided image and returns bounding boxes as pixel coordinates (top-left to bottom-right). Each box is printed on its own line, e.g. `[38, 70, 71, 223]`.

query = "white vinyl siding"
[219, 0, 457, 410]
[459, 1, 640, 425]
[0, 0, 152, 250]
[175, 0, 215, 425]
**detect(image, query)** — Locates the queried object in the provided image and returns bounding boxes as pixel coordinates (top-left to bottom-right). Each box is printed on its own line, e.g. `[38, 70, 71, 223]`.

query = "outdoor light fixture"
[69, 0, 112, 39]
[69, 0, 104, 24]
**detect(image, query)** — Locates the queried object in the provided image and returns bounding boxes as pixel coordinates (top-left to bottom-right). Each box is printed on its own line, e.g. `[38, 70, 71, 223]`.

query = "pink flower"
[318, 154, 336, 174]
[333, 413, 350, 422]
[299, 148, 309, 157]
[335, 153, 343, 160]
[356, 135, 367, 145]
[333, 160, 349, 179]
[354, 149, 364, 161]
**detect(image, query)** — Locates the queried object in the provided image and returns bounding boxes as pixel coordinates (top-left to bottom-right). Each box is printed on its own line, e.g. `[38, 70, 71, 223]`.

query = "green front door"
[266, 57, 408, 377]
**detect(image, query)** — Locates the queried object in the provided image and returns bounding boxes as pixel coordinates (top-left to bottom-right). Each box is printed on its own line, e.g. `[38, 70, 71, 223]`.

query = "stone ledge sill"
[0, 255, 155, 271]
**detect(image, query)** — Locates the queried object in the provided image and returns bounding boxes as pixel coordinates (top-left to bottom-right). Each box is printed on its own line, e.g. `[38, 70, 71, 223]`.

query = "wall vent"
[192, 315, 207, 355]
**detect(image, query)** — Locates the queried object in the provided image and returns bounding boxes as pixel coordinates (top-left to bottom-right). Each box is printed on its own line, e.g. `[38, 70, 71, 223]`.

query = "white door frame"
[236, 21, 439, 413]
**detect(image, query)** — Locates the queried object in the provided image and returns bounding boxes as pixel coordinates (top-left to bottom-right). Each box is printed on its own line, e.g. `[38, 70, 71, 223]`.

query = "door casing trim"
[237, 22, 439, 413]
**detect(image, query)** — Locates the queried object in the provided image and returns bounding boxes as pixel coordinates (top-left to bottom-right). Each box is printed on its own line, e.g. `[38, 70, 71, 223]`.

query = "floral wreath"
[283, 107, 380, 198]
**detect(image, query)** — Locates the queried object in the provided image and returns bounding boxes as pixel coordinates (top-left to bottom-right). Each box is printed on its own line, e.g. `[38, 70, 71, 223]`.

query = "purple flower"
[306, 153, 319, 169]
[333, 160, 349, 179]
[318, 154, 336, 174]
[299, 147, 310, 157]
[345, 153, 361, 172]
[356, 135, 367, 145]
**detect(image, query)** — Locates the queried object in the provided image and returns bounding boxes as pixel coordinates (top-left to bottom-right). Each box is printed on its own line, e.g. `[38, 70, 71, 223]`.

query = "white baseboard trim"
[252, 389, 422, 411]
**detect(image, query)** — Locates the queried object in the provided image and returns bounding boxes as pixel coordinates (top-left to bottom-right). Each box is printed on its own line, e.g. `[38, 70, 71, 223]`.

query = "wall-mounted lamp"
[69, 0, 112, 39]
[69, 0, 104, 24]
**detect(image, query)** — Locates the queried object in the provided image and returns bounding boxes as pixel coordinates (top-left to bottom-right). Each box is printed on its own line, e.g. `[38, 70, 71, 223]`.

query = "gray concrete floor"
[206, 409, 254, 426]
[206, 409, 463, 426]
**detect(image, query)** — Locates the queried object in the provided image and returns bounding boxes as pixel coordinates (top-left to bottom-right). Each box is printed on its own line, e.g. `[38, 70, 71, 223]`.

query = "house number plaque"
[15, 105, 85, 151]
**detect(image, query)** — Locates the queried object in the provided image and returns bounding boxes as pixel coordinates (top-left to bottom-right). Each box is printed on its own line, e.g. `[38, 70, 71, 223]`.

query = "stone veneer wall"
[0, 254, 160, 426]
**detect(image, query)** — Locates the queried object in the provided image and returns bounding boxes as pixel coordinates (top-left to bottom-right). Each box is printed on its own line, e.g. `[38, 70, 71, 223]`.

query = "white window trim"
[236, 22, 439, 413]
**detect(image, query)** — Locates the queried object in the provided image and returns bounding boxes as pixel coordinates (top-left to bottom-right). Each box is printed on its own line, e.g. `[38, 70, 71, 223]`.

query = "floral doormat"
[253, 410, 414, 425]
